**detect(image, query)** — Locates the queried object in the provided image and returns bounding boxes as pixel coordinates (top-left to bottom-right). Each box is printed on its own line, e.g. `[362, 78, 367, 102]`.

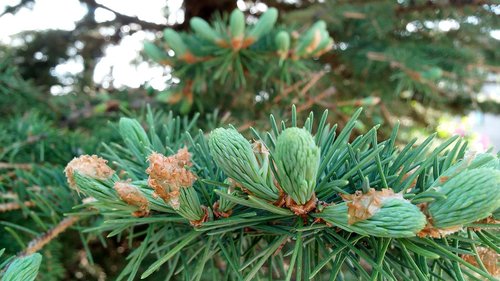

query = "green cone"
[274, 127, 320, 205]
[316, 199, 426, 238]
[428, 168, 500, 229]
[208, 128, 279, 201]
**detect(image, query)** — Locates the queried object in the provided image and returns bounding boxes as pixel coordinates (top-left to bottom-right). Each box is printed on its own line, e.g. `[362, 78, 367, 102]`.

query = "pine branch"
[78, 0, 168, 31]
[20, 216, 79, 257]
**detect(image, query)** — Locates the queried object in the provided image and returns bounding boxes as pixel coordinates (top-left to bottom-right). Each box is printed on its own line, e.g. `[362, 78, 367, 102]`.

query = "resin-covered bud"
[427, 168, 500, 229]
[274, 127, 320, 205]
[208, 128, 279, 201]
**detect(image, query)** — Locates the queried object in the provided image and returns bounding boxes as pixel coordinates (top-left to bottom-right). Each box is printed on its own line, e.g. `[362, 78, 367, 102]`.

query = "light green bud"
[247, 8, 278, 41]
[274, 128, 320, 205]
[230, 9, 245, 38]
[176, 187, 206, 224]
[119, 117, 151, 149]
[143, 42, 168, 63]
[163, 28, 187, 56]
[275, 31, 290, 54]
[428, 168, 500, 229]
[467, 152, 499, 170]
[295, 20, 327, 56]
[316, 199, 426, 238]
[208, 128, 279, 201]
[3, 253, 42, 281]
[190, 17, 221, 43]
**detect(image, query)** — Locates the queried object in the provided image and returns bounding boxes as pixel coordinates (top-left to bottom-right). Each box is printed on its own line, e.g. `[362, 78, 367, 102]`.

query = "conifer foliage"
[144, 8, 333, 113]
[60, 106, 499, 280]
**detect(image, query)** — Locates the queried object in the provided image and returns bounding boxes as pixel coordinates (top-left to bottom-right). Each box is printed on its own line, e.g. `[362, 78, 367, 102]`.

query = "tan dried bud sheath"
[64, 155, 115, 192]
[114, 181, 150, 217]
[146, 148, 196, 209]
[342, 188, 403, 224]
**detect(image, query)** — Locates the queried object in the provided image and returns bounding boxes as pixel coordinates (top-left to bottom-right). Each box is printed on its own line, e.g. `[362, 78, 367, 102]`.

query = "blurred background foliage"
[0, 0, 499, 280]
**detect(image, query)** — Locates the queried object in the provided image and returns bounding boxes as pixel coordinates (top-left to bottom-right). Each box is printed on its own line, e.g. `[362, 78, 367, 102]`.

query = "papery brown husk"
[341, 188, 403, 225]
[114, 181, 150, 217]
[189, 205, 209, 227]
[285, 193, 317, 216]
[213, 201, 233, 218]
[65, 155, 115, 191]
[462, 247, 499, 277]
[146, 148, 196, 208]
[417, 203, 462, 238]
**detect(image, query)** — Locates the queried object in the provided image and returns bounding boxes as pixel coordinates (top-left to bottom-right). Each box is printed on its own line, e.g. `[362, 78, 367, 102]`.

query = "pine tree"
[1, 2, 499, 280]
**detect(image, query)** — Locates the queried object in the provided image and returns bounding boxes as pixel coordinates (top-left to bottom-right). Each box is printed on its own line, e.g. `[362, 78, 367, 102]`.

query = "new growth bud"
[427, 168, 500, 230]
[275, 31, 290, 61]
[294, 20, 332, 58]
[146, 148, 196, 209]
[114, 181, 150, 217]
[274, 127, 320, 205]
[143, 42, 169, 64]
[208, 128, 279, 201]
[64, 155, 115, 192]
[315, 189, 426, 238]
[230, 9, 245, 50]
[190, 17, 222, 44]
[246, 8, 278, 43]
[163, 29, 197, 63]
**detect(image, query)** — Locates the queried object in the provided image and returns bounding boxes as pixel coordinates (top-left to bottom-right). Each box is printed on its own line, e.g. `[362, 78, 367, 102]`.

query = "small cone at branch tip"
[64, 155, 115, 192]
[190, 17, 222, 44]
[426, 168, 500, 230]
[114, 181, 150, 217]
[274, 127, 320, 206]
[146, 148, 196, 209]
